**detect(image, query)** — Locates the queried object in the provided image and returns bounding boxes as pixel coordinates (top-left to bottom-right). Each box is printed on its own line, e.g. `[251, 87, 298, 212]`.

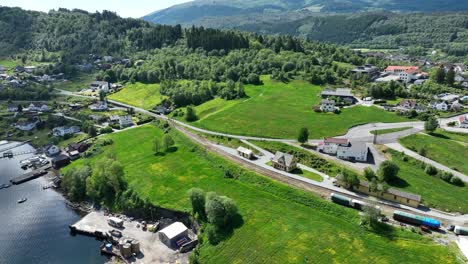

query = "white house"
[271, 151, 297, 172]
[459, 115, 468, 128]
[158, 222, 189, 248]
[15, 120, 40, 131]
[90, 81, 111, 93]
[89, 101, 108, 111]
[320, 99, 336, 112]
[319, 137, 349, 155]
[24, 66, 36, 73]
[118, 115, 133, 128]
[432, 101, 449, 111]
[237, 146, 254, 159]
[337, 142, 368, 162]
[27, 103, 49, 112]
[52, 126, 81, 137]
[45, 145, 61, 156]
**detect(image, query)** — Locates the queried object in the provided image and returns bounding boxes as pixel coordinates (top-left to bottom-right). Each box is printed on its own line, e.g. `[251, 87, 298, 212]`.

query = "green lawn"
[55, 72, 96, 92]
[65, 125, 461, 263]
[386, 149, 468, 213]
[188, 76, 407, 139]
[108, 82, 164, 109]
[370, 127, 412, 135]
[399, 133, 468, 175]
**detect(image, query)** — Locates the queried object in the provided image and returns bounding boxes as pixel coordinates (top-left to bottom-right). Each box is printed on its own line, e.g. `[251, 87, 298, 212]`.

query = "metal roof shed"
[158, 222, 189, 248]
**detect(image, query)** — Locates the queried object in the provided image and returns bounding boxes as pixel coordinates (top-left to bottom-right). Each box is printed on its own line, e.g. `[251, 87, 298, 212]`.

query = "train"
[330, 193, 381, 214]
[454, 226, 468, 235]
[393, 210, 440, 229]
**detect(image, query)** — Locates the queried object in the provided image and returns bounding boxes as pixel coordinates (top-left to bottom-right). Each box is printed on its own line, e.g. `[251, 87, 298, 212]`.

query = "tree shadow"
[428, 132, 450, 139]
[368, 222, 396, 240]
[388, 176, 410, 188]
[208, 214, 244, 245]
[154, 152, 167, 157]
[166, 146, 178, 153]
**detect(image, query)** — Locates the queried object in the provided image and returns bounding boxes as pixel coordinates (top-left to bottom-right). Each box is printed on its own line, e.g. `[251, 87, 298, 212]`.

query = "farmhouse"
[118, 115, 133, 128]
[320, 99, 336, 112]
[89, 101, 108, 111]
[337, 142, 368, 162]
[51, 154, 71, 169]
[459, 115, 468, 128]
[321, 88, 357, 104]
[158, 222, 189, 248]
[271, 151, 297, 172]
[237, 146, 254, 159]
[15, 118, 40, 131]
[52, 126, 81, 137]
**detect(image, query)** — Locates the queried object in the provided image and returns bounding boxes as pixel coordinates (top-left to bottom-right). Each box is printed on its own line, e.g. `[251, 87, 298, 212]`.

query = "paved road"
[385, 142, 468, 183]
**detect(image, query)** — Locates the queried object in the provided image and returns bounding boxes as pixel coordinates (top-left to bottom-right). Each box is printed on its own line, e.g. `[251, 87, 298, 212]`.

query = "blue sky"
[1, 0, 192, 18]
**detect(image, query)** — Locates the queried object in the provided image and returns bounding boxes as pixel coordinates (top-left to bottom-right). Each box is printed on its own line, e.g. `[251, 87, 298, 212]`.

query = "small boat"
[17, 198, 27, 204]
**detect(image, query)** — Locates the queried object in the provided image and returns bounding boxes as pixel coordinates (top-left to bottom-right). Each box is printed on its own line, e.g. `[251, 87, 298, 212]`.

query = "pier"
[70, 212, 189, 264]
[10, 166, 51, 185]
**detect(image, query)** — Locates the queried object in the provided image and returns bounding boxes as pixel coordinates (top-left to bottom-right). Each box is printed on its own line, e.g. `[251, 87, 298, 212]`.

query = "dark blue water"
[0, 141, 106, 264]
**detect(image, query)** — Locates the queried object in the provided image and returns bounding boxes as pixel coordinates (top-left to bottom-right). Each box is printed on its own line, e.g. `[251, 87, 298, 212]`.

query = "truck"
[107, 217, 124, 228]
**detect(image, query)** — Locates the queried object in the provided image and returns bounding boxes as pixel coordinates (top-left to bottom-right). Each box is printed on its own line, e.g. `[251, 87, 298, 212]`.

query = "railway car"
[393, 211, 440, 229]
[330, 193, 352, 207]
[454, 226, 468, 235]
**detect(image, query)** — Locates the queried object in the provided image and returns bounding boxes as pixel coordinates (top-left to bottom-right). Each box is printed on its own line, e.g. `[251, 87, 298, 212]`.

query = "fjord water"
[0, 142, 106, 264]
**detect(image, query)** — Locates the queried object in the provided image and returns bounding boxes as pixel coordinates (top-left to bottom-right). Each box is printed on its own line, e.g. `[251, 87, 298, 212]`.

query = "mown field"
[188, 76, 407, 139]
[385, 149, 468, 213]
[65, 125, 463, 263]
[108, 82, 164, 109]
[399, 132, 468, 175]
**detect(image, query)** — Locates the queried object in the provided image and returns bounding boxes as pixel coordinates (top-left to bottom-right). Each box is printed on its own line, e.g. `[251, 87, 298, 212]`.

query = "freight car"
[393, 210, 440, 229]
[454, 226, 468, 235]
[330, 193, 381, 214]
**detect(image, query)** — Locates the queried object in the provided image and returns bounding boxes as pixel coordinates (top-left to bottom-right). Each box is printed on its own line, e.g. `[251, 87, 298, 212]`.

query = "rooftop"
[272, 151, 295, 167]
[159, 222, 188, 240]
[321, 88, 354, 97]
[324, 137, 349, 145]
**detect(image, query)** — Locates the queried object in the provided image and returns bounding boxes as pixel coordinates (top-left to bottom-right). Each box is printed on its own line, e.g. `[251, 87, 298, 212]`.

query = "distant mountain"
[143, 0, 468, 25]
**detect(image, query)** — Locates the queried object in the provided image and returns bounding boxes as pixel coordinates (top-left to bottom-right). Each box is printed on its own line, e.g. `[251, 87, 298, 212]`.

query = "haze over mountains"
[143, 0, 468, 25]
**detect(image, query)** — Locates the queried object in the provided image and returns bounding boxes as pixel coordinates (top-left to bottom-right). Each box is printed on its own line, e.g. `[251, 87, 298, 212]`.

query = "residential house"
[51, 154, 70, 169]
[439, 94, 459, 103]
[444, 63, 466, 74]
[398, 99, 422, 111]
[336, 142, 368, 162]
[27, 103, 49, 112]
[69, 150, 80, 161]
[237, 146, 254, 159]
[24, 66, 36, 73]
[319, 137, 349, 155]
[351, 64, 379, 78]
[383, 66, 426, 83]
[90, 81, 111, 93]
[271, 151, 297, 172]
[321, 88, 357, 104]
[459, 115, 468, 128]
[118, 115, 133, 128]
[455, 75, 465, 83]
[109, 115, 120, 124]
[52, 126, 81, 137]
[66, 142, 89, 153]
[15, 118, 40, 131]
[431, 101, 449, 111]
[44, 144, 61, 157]
[89, 101, 108, 111]
[462, 80, 468, 89]
[320, 99, 336, 112]
[103, 56, 114, 63]
[7, 104, 18, 112]
[15, 66, 25, 73]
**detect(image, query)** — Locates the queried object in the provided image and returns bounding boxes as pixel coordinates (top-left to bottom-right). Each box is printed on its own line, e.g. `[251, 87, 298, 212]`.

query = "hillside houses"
[89, 101, 108, 111]
[118, 115, 133, 128]
[397, 99, 423, 112]
[15, 117, 41, 131]
[27, 103, 49, 112]
[380, 66, 428, 83]
[351, 64, 379, 79]
[459, 115, 468, 128]
[90, 81, 111, 93]
[320, 99, 336, 112]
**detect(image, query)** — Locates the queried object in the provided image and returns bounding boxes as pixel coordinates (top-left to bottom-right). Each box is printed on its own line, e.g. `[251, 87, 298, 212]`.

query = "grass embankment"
[399, 132, 468, 175]
[197, 133, 260, 155]
[384, 149, 468, 213]
[252, 140, 360, 179]
[65, 125, 462, 263]
[370, 127, 412, 135]
[108, 82, 164, 109]
[187, 76, 407, 138]
[56, 73, 97, 92]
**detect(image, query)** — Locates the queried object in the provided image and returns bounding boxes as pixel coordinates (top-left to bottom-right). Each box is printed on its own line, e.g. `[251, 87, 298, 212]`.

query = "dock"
[70, 212, 190, 264]
[10, 166, 50, 185]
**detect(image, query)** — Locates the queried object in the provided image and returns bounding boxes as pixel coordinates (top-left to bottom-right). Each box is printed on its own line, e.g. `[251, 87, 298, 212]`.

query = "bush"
[439, 171, 453, 182]
[424, 165, 438, 176]
[100, 126, 113, 134]
[450, 176, 464, 186]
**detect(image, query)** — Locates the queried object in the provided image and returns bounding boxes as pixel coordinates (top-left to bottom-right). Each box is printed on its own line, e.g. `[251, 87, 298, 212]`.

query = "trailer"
[393, 211, 440, 229]
[454, 226, 468, 235]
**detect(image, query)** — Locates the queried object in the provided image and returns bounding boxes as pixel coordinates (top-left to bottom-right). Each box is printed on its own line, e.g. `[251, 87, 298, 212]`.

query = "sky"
[1, 0, 193, 18]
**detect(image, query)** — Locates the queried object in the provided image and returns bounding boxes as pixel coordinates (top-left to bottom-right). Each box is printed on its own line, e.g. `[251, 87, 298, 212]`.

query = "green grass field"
[65, 125, 462, 263]
[385, 149, 468, 213]
[187, 76, 407, 139]
[399, 133, 468, 175]
[108, 82, 164, 109]
[55, 73, 96, 91]
[370, 127, 412, 135]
